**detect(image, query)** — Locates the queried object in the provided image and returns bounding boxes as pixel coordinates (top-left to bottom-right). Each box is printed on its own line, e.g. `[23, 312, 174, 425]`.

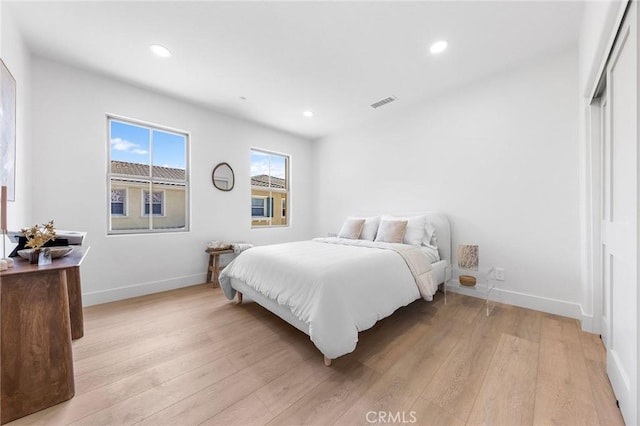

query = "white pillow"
[374, 219, 408, 243]
[383, 215, 426, 246]
[423, 220, 437, 247]
[338, 218, 365, 239]
[348, 216, 380, 241]
[421, 245, 441, 263]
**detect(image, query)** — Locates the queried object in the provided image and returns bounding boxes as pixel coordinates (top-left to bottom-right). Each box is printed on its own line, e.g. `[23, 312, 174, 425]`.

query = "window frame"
[107, 114, 190, 235]
[250, 148, 290, 228]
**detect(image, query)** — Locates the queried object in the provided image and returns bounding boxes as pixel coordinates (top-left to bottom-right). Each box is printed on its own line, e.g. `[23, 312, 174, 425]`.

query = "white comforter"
[219, 238, 435, 359]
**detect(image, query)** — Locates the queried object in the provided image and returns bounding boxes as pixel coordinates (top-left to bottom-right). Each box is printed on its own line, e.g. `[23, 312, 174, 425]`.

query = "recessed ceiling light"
[430, 40, 448, 55]
[303, 111, 313, 117]
[150, 44, 172, 58]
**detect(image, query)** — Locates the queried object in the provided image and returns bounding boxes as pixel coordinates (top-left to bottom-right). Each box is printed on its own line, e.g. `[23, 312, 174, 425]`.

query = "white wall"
[30, 57, 314, 305]
[312, 49, 583, 319]
[1, 6, 32, 232]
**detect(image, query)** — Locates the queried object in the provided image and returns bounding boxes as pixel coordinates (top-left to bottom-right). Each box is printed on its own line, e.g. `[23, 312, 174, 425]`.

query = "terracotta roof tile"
[111, 161, 185, 181]
[251, 174, 286, 189]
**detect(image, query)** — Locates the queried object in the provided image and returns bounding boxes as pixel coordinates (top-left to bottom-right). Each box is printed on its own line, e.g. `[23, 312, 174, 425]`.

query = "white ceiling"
[6, 1, 584, 140]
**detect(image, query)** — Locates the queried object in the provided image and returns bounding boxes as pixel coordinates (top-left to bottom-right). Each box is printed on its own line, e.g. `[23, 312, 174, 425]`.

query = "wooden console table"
[0, 246, 88, 424]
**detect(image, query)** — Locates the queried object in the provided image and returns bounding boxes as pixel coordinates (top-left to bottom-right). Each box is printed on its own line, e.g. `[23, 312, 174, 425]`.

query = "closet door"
[602, 2, 638, 423]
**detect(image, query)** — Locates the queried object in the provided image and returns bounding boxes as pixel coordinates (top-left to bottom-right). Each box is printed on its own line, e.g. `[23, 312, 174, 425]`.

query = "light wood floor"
[9, 284, 624, 426]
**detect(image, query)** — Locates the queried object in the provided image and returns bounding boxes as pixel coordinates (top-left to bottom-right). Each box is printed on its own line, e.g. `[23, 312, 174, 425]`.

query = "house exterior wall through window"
[108, 116, 189, 234]
[250, 149, 289, 227]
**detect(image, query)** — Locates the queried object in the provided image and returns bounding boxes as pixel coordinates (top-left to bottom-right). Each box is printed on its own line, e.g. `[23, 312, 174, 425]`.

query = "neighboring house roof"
[111, 160, 186, 180]
[251, 174, 286, 189]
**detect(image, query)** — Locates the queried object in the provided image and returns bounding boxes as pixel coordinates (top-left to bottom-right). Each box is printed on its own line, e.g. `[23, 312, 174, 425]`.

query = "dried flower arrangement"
[21, 220, 57, 250]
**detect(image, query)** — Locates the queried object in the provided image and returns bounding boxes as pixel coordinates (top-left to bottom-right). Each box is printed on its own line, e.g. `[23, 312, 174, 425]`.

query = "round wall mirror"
[212, 162, 235, 191]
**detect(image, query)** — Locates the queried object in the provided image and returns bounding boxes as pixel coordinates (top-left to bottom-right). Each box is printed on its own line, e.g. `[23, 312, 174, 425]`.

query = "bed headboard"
[349, 210, 451, 265]
[423, 212, 451, 266]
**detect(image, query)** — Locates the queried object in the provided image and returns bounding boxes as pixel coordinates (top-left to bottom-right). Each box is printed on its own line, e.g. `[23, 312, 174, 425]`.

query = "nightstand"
[205, 248, 234, 287]
[445, 266, 498, 316]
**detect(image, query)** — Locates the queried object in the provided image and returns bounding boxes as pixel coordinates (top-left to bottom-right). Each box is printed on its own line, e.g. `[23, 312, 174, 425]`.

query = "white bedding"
[219, 238, 437, 359]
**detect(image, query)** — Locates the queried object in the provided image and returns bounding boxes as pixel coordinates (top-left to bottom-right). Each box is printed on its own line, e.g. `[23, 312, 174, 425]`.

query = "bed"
[219, 212, 451, 366]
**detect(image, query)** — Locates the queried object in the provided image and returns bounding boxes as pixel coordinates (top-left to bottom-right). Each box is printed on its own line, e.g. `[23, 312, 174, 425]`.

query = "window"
[110, 189, 127, 216]
[108, 116, 189, 233]
[143, 190, 164, 216]
[251, 196, 274, 218]
[250, 149, 289, 227]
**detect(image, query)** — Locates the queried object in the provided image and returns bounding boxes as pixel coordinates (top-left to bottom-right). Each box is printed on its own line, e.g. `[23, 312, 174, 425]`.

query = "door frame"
[586, 2, 638, 423]
[586, 96, 604, 337]
[586, 1, 632, 336]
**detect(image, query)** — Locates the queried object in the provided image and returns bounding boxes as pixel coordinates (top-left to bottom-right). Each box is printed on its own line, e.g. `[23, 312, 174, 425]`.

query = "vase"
[29, 249, 41, 264]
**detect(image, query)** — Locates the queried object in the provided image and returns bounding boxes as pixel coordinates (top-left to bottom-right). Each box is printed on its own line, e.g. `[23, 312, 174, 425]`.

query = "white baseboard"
[579, 305, 597, 334]
[82, 273, 207, 306]
[84, 277, 597, 334]
[446, 281, 585, 324]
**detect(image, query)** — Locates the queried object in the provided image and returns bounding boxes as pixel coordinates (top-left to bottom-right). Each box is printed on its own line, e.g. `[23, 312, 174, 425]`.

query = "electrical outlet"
[495, 268, 505, 281]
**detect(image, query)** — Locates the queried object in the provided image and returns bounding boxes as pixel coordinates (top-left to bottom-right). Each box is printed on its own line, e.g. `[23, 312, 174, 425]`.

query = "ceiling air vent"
[370, 96, 398, 109]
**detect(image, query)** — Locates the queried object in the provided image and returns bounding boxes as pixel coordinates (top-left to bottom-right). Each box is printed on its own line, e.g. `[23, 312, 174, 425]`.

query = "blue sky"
[110, 120, 186, 169]
[250, 151, 286, 179]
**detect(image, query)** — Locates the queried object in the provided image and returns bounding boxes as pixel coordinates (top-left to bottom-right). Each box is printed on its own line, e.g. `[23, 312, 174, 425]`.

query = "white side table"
[444, 266, 497, 316]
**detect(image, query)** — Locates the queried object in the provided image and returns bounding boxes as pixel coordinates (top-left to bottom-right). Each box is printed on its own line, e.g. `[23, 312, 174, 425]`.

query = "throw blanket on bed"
[313, 237, 435, 300]
[219, 238, 436, 359]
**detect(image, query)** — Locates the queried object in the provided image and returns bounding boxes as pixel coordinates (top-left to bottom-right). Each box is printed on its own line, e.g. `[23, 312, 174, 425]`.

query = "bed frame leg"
[237, 292, 243, 304]
[323, 356, 332, 367]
